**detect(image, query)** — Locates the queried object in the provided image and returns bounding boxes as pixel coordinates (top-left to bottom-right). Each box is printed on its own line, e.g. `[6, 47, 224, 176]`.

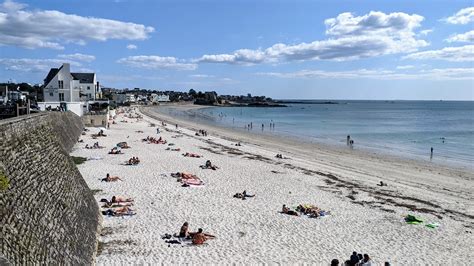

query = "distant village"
[0, 63, 282, 120]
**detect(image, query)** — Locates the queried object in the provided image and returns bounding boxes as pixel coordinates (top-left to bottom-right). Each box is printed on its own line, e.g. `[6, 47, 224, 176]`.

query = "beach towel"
[425, 222, 440, 229]
[405, 215, 423, 224]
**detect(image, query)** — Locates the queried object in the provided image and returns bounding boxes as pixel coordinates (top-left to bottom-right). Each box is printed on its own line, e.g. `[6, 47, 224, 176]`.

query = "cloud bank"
[117, 55, 197, 70]
[196, 11, 428, 65]
[0, 0, 154, 49]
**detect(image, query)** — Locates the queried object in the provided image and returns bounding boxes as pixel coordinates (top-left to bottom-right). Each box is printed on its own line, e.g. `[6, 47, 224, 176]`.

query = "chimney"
[62, 63, 70, 73]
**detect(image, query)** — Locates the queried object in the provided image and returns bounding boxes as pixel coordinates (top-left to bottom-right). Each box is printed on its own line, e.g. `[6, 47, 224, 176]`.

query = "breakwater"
[0, 112, 100, 265]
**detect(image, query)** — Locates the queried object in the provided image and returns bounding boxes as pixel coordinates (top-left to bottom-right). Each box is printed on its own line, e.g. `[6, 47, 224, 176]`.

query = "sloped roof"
[43, 65, 62, 86]
[71, 73, 95, 84]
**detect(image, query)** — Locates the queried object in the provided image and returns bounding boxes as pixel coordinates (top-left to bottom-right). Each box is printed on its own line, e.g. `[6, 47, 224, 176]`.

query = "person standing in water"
[347, 135, 351, 146]
[430, 147, 434, 160]
[261, 124, 264, 131]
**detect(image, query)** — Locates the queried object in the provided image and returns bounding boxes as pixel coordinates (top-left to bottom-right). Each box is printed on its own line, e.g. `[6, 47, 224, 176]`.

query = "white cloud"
[0, 0, 154, 49]
[0, 0, 25, 12]
[446, 30, 474, 43]
[189, 74, 215, 78]
[443, 7, 474, 24]
[396, 65, 415, 69]
[58, 53, 95, 62]
[197, 11, 427, 65]
[404, 45, 474, 62]
[419, 29, 433, 36]
[258, 68, 474, 80]
[117, 55, 197, 70]
[127, 44, 138, 50]
[0, 58, 82, 72]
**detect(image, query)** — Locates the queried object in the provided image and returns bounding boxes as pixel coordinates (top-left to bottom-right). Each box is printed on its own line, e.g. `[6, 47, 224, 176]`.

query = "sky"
[0, 0, 473, 100]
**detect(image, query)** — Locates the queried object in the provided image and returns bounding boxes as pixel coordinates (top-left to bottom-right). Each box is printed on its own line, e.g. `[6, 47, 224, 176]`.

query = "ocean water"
[159, 100, 474, 169]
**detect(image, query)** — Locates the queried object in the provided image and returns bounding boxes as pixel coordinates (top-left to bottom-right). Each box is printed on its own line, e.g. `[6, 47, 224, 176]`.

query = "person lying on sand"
[191, 228, 215, 245]
[200, 160, 219, 170]
[171, 172, 199, 180]
[234, 190, 255, 199]
[101, 173, 122, 182]
[377, 181, 387, 186]
[183, 152, 202, 158]
[235, 142, 242, 146]
[111, 196, 133, 203]
[117, 142, 131, 148]
[101, 202, 133, 208]
[282, 204, 299, 216]
[108, 147, 122, 154]
[165, 147, 181, 151]
[102, 206, 136, 216]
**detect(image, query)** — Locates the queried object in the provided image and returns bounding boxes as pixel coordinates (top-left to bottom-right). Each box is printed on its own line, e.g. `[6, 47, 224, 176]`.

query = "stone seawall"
[0, 112, 100, 265]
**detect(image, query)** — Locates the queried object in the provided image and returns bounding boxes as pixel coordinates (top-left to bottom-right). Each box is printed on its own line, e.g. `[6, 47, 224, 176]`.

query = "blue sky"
[0, 0, 473, 100]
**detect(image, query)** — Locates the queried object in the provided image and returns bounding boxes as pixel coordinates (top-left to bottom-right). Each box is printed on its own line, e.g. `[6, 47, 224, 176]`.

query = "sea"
[158, 100, 474, 169]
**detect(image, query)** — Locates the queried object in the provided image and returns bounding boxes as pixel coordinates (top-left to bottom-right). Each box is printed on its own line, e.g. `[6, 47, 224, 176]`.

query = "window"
[49, 92, 54, 97]
[58, 80, 64, 89]
[87, 86, 91, 90]
[59, 93, 64, 101]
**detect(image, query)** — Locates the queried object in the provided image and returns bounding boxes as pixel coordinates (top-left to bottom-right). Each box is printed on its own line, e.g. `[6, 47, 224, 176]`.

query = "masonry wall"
[0, 112, 100, 265]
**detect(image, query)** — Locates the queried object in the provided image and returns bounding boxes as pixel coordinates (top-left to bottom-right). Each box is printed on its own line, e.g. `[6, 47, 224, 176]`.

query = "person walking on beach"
[156, 128, 160, 134]
[175, 124, 178, 129]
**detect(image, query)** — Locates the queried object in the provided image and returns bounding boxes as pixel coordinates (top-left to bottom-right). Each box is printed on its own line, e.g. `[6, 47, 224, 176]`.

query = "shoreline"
[72, 105, 474, 264]
[145, 103, 473, 174]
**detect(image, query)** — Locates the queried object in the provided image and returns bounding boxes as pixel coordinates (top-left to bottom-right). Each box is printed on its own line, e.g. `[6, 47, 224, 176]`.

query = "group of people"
[143, 136, 167, 144]
[296, 204, 328, 218]
[100, 196, 135, 216]
[178, 222, 215, 245]
[275, 154, 286, 159]
[330, 252, 380, 266]
[85, 142, 103, 149]
[127, 157, 140, 165]
[195, 129, 208, 136]
[281, 204, 329, 218]
[347, 135, 354, 149]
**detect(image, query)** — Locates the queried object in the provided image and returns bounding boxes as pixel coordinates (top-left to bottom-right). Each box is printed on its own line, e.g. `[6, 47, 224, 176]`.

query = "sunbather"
[111, 196, 133, 203]
[200, 160, 218, 170]
[191, 228, 215, 245]
[101, 173, 122, 182]
[109, 147, 122, 154]
[282, 204, 299, 216]
[179, 222, 189, 238]
[183, 152, 201, 158]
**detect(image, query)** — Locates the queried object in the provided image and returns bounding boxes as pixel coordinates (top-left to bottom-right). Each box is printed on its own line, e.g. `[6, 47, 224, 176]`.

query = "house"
[39, 63, 106, 116]
[43, 63, 100, 102]
[150, 93, 170, 103]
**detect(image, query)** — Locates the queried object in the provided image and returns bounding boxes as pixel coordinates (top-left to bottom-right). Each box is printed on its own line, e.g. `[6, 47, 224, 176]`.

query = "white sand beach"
[71, 105, 474, 264]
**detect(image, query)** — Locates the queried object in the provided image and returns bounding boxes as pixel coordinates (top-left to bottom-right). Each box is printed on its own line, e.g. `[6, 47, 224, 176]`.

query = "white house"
[40, 63, 103, 116]
[151, 94, 170, 103]
[43, 63, 100, 102]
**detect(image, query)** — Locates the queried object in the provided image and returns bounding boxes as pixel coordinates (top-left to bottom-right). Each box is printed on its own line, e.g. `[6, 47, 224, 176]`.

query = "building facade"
[43, 63, 100, 102]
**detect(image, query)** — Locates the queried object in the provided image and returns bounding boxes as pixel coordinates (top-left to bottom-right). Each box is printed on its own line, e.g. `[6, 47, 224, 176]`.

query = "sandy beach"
[71, 105, 474, 264]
